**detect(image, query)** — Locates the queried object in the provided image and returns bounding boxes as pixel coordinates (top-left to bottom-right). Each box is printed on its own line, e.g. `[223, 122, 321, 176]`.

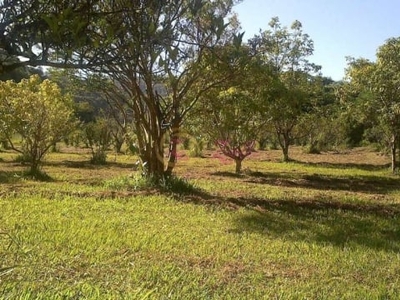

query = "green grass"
[1, 147, 400, 299]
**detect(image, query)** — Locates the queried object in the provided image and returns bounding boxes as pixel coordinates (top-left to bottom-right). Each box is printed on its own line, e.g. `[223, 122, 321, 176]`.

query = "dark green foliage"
[90, 149, 107, 165]
[83, 119, 112, 165]
[182, 138, 191, 150]
[0, 139, 10, 150]
[249, 17, 321, 162]
[159, 175, 200, 195]
[22, 168, 52, 181]
[13, 153, 31, 164]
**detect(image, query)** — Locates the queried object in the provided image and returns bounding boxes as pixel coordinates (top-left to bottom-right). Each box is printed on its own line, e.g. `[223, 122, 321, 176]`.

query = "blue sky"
[233, 0, 400, 80]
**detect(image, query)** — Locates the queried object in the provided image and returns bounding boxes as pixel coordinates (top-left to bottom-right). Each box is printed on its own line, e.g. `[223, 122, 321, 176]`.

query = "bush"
[0, 75, 76, 173]
[50, 143, 59, 153]
[83, 119, 112, 164]
[182, 138, 191, 150]
[189, 138, 204, 157]
[127, 142, 139, 155]
[90, 149, 107, 165]
[0, 139, 10, 150]
[303, 144, 321, 154]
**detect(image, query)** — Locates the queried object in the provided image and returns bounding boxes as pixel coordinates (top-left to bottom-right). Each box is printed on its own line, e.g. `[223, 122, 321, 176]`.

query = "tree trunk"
[114, 137, 124, 153]
[29, 158, 40, 175]
[276, 128, 291, 162]
[282, 132, 290, 162]
[391, 133, 397, 173]
[165, 120, 180, 177]
[139, 132, 165, 179]
[235, 159, 242, 174]
[146, 147, 165, 178]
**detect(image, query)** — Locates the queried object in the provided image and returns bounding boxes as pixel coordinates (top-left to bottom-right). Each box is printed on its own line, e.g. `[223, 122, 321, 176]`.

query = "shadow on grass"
[43, 160, 137, 170]
[232, 196, 400, 253]
[290, 159, 391, 172]
[23, 170, 53, 182]
[211, 170, 400, 195]
[211, 171, 245, 178]
[177, 190, 400, 252]
[0, 171, 21, 184]
[0, 169, 54, 183]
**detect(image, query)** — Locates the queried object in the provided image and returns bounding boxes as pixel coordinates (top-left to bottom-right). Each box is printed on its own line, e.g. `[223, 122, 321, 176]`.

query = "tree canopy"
[345, 37, 400, 172]
[249, 17, 321, 161]
[0, 75, 75, 174]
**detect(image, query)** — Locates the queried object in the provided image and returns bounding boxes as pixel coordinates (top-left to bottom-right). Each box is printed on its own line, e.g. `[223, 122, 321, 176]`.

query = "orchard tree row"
[0, 0, 399, 177]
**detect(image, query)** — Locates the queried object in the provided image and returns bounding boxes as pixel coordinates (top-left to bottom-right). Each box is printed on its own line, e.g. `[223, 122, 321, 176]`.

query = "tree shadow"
[290, 159, 390, 172]
[43, 160, 137, 170]
[244, 171, 400, 194]
[210, 169, 400, 194]
[0, 171, 21, 184]
[0, 169, 54, 183]
[210, 171, 245, 178]
[231, 196, 400, 253]
[176, 190, 400, 253]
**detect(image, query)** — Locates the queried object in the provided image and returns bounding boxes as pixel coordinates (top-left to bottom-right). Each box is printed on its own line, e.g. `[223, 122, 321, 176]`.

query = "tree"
[0, 75, 75, 174]
[249, 17, 321, 161]
[295, 76, 341, 153]
[102, 1, 240, 178]
[211, 87, 258, 173]
[83, 117, 113, 164]
[193, 42, 270, 173]
[1, 0, 240, 179]
[345, 38, 400, 172]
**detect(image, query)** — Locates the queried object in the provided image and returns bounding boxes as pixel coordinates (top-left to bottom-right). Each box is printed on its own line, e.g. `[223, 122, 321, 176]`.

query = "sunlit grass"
[1, 146, 400, 298]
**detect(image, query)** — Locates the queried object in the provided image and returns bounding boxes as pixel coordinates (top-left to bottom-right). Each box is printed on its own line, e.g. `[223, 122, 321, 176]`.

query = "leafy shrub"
[0, 75, 76, 173]
[0, 139, 10, 150]
[83, 118, 112, 164]
[182, 138, 191, 150]
[189, 138, 204, 157]
[303, 143, 321, 154]
[90, 149, 108, 165]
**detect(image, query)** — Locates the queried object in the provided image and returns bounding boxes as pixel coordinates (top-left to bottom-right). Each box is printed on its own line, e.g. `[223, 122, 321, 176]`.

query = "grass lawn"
[1, 146, 400, 299]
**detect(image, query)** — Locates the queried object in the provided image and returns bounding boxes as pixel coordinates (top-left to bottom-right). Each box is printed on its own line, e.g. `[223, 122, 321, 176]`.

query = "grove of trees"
[1, 0, 400, 176]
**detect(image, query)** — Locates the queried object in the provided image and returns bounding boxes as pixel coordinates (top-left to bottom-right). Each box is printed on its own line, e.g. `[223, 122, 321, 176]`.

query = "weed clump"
[103, 174, 155, 191]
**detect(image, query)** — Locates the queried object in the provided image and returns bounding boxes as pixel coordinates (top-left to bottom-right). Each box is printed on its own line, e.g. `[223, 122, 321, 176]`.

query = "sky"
[233, 0, 400, 81]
